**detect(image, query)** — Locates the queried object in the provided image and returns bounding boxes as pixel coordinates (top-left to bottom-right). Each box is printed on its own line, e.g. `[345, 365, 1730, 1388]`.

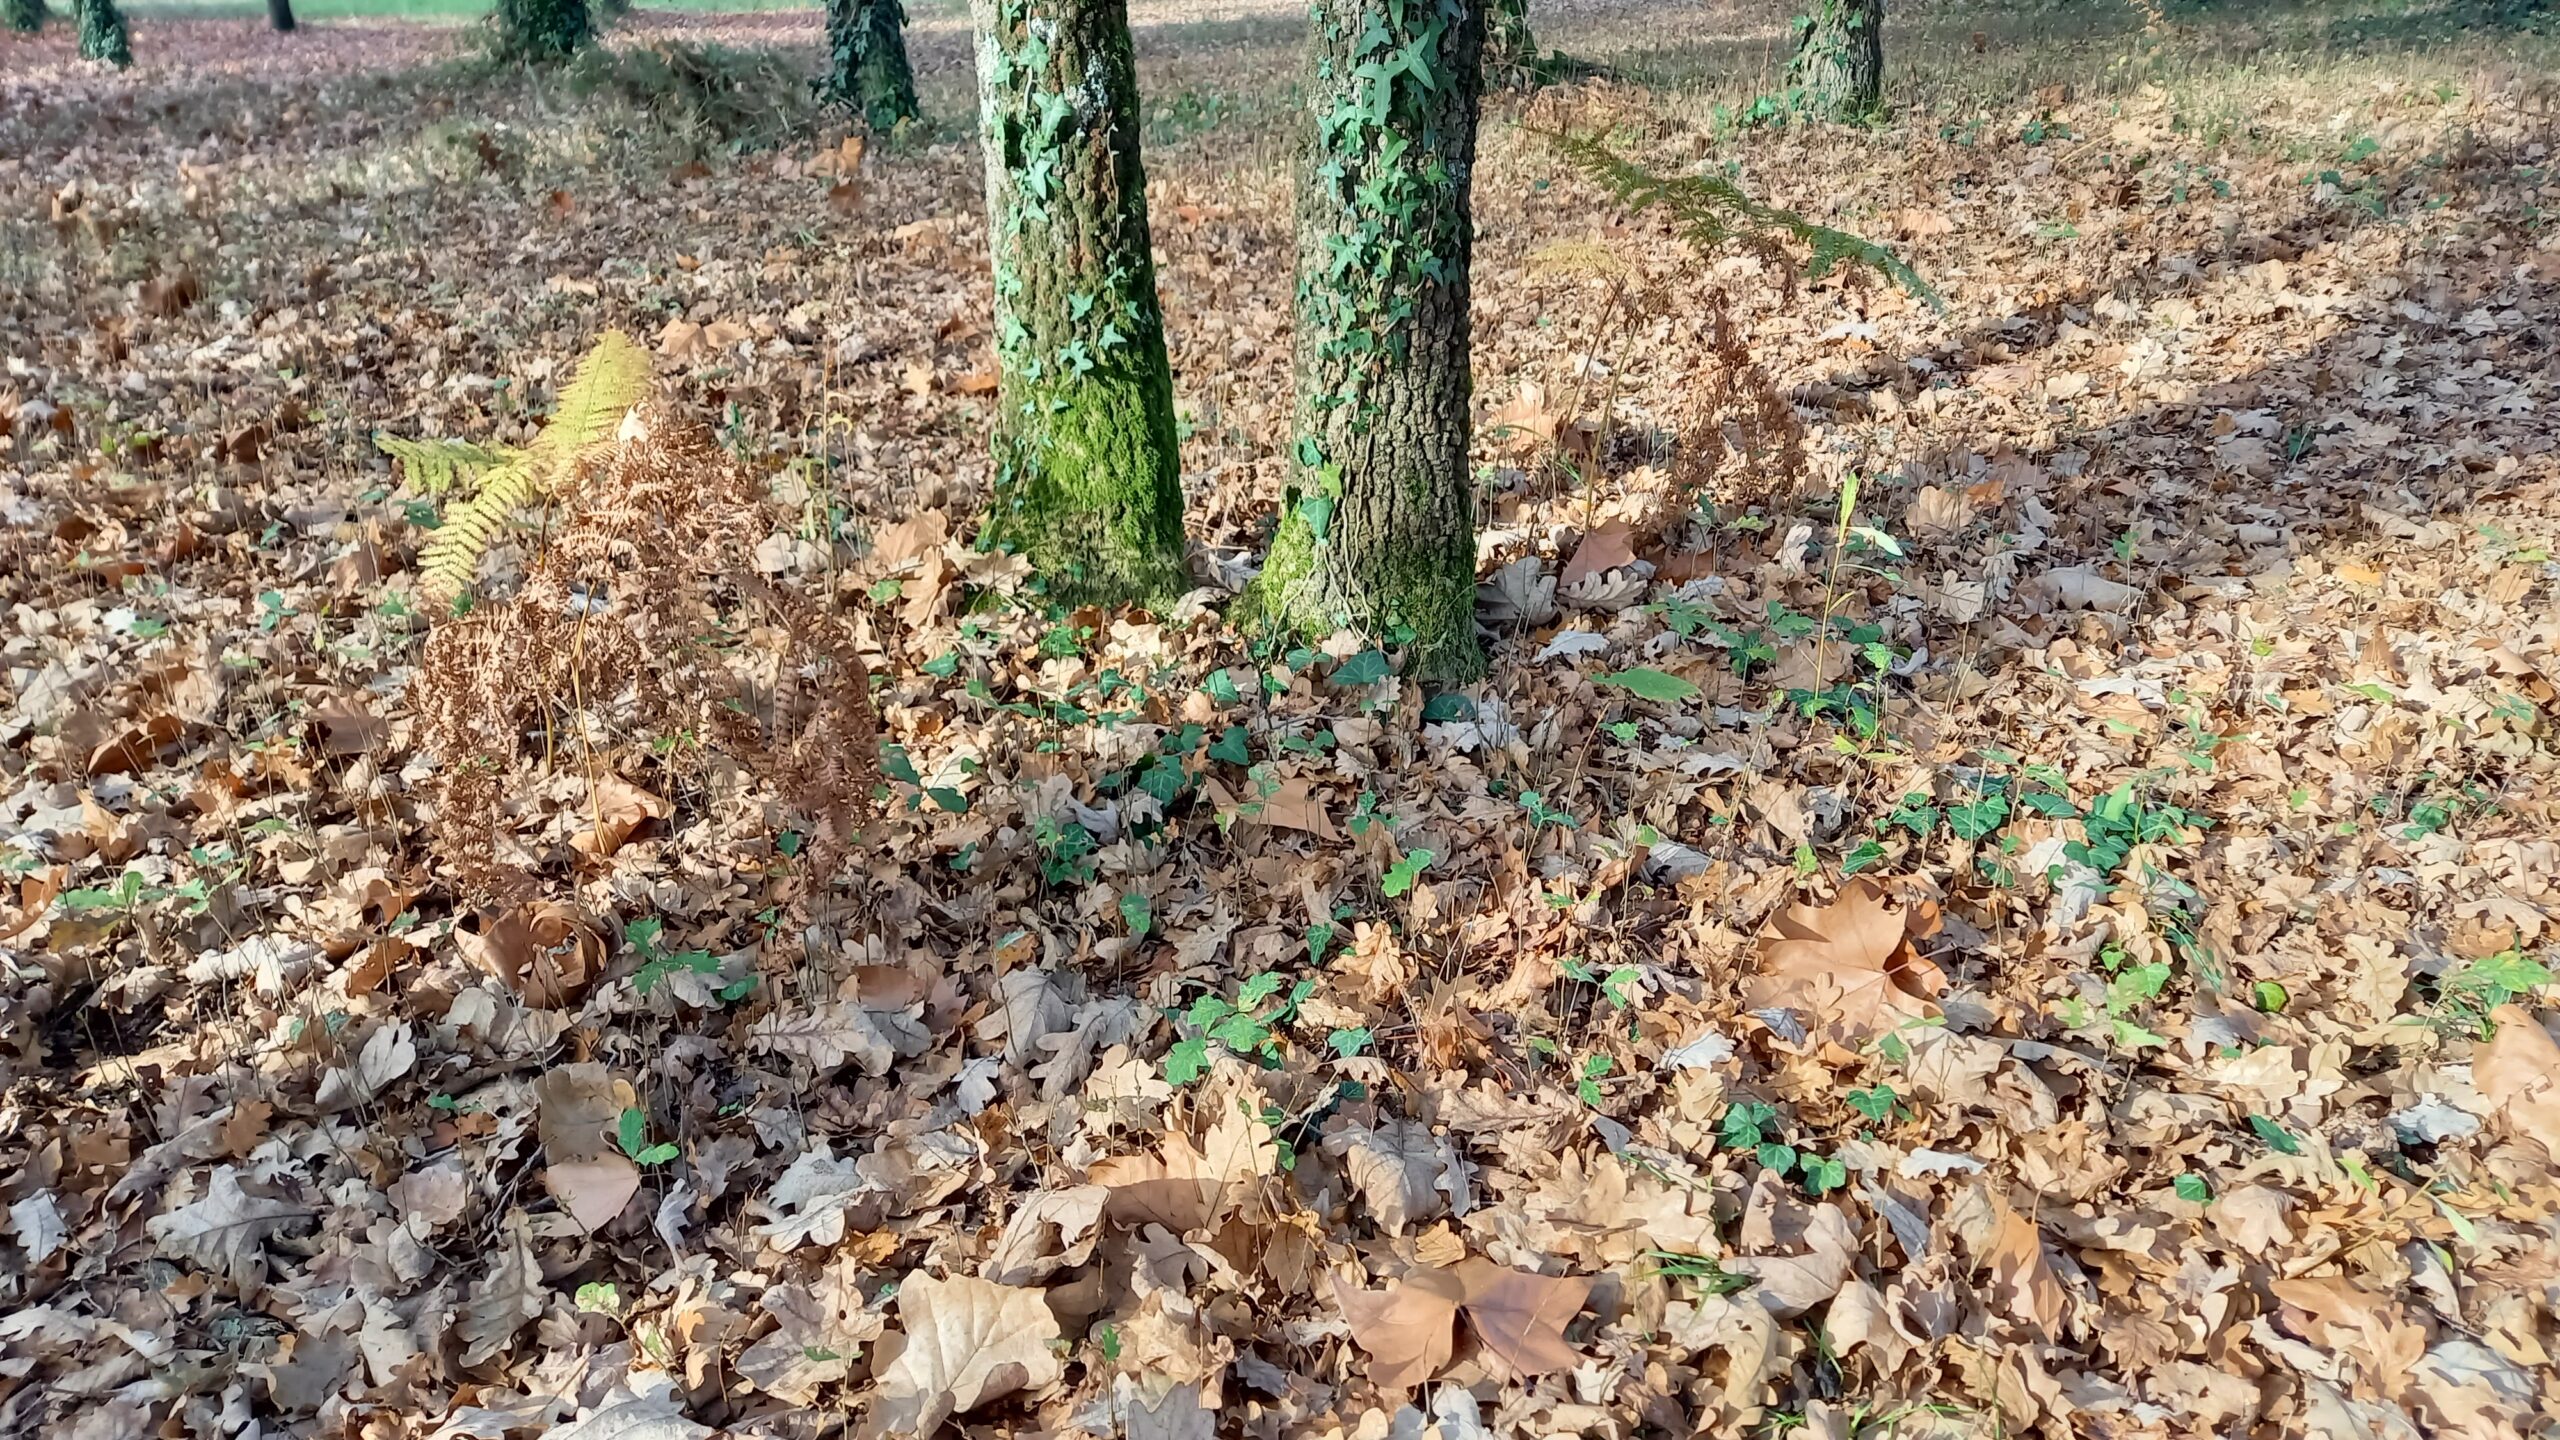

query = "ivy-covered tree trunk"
[597, 0, 630, 22]
[1484, 0, 1534, 80]
[1246, 0, 1486, 681]
[822, 0, 918, 131]
[5, 0, 45, 35]
[1787, 0, 1883, 119]
[495, 0, 592, 64]
[267, 0, 295, 32]
[967, 0, 1188, 604]
[77, 0, 129, 65]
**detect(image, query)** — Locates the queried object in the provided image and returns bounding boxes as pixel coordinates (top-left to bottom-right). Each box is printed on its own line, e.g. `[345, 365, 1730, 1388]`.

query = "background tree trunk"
[596, 0, 631, 22]
[822, 0, 918, 131]
[1484, 0, 1535, 80]
[267, 0, 295, 32]
[1787, 0, 1883, 118]
[495, 0, 592, 63]
[1247, 0, 1486, 681]
[967, 0, 1188, 604]
[76, 0, 128, 64]
[4, 0, 44, 35]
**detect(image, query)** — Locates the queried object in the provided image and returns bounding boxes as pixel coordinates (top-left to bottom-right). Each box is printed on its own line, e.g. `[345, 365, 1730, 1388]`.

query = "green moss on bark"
[1243, 0, 1487, 682]
[77, 0, 129, 65]
[969, 0, 1188, 606]
[821, 0, 918, 131]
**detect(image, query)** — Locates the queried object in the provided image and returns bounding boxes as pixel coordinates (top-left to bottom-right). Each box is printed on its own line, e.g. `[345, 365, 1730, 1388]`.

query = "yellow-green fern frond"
[525, 329, 650, 477]
[404, 331, 653, 606]
[417, 460, 539, 604]
[377, 434, 521, 495]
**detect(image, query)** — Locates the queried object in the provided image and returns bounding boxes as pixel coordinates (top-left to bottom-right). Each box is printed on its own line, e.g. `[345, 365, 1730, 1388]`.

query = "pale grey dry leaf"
[10, 1192, 67, 1265]
[459, 1215, 546, 1366]
[145, 1166, 309, 1290]
[544, 1377, 714, 1440]
[752, 1145, 881, 1250]
[985, 966, 1076, 1067]
[315, 1019, 416, 1112]
[1323, 1118, 1460, 1235]
[1477, 555, 1557, 625]
[747, 1001, 929, 1076]
[387, 1160, 470, 1230]
[983, 1185, 1109, 1287]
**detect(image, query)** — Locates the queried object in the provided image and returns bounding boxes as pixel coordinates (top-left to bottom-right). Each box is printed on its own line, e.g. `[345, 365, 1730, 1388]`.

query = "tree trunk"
[495, 0, 591, 63]
[1788, 0, 1883, 119]
[822, 0, 918, 131]
[267, 0, 295, 32]
[967, 0, 1188, 604]
[76, 0, 128, 65]
[1246, 0, 1486, 682]
[1484, 0, 1534, 81]
[597, 0, 630, 21]
[4, 0, 44, 35]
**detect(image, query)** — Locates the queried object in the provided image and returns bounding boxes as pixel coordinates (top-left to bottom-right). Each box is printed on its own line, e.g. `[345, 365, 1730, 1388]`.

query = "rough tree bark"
[494, 0, 592, 63]
[76, 0, 128, 65]
[1787, 0, 1883, 119]
[822, 0, 918, 131]
[1484, 0, 1535, 80]
[268, 0, 295, 33]
[5, 0, 45, 35]
[968, 0, 1188, 604]
[1246, 0, 1486, 681]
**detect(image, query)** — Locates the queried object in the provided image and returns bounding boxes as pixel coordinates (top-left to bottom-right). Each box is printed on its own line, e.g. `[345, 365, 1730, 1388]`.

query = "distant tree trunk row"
[822, 0, 918, 130]
[4, 0, 44, 35]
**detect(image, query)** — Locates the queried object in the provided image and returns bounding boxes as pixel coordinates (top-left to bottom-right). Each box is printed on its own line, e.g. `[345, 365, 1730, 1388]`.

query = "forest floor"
[6, 1, 2560, 1437]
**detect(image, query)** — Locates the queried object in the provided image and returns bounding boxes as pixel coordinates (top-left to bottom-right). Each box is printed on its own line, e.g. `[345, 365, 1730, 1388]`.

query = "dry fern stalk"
[408, 347, 876, 913]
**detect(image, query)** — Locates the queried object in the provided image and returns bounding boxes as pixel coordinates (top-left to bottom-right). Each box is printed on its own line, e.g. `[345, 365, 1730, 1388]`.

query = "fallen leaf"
[869, 1273, 1063, 1435]
[459, 1214, 546, 1366]
[1335, 1264, 1464, 1392]
[1454, 1258, 1592, 1380]
[1744, 879, 1943, 1043]
[146, 1166, 308, 1291]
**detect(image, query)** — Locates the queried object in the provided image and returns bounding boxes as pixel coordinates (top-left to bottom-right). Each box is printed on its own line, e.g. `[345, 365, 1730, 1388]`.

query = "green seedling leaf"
[1594, 667, 1700, 704]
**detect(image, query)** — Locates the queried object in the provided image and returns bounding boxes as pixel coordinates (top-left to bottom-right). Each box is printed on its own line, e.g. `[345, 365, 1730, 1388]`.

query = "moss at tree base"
[985, 368, 1189, 608]
[1242, 507, 1486, 684]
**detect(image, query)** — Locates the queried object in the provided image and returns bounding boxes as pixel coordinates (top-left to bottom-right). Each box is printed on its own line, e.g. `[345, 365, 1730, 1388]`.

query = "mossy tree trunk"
[267, 0, 295, 32]
[597, 0, 630, 22]
[1245, 0, 1486, 682]
[968, 0, 1188, 605]
[495, 0, 592, 64]
[1484, 0, 1534, 80]
[823, 0, 918, 130]
[77, 0, 128, 64]
[5, 0, 45, 35]
[1787, 0, 1883, 119]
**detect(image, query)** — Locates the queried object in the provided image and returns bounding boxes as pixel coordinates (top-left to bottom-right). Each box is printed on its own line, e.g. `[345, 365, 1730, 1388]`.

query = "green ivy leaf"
[1381, 848, 1435, 897]
[617, 1107, 647, 1160]
[2248, 1115, 2303, 1155]
[635, 1142, 680, 1166]
[1327, 1026, 1373, 1058]
[1800, 1154, 1847, 1196]
[1208, 725, 1251, 764]
[2173, 1173, 2211, 1203]
[1593, 667, 1700, 703]
[1163, 1036, 1211, 1086]
[1755, 1141, 1799, 1175]
[1119, 891, 1153, 939]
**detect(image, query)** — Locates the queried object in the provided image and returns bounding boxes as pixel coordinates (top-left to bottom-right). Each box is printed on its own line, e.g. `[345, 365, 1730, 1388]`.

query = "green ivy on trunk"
[820, 0, 918, 131]
[967, 0, 1188, 605]
[1787, 0, 1883, 120]
[77, 0, 129, 65]
[1245, 0, 1488, 682]
[495, 0, 592, 64]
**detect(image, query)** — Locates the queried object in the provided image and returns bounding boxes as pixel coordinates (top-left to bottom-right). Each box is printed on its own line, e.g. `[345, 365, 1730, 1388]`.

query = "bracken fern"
[395, 330, 651, 603]
[1546, 131, 1942, 309]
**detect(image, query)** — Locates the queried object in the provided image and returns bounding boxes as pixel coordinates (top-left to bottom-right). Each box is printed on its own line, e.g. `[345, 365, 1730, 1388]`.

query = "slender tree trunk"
[968, 0, 1188, 604]
[4, 0, 44, 35]
[77, 0, 129, 64]
[597, 0, 630, 21]
[1484, 0, 1534, 80]
[495, 0, 592, 63]
[1246, 0, 1486, 681]
[823, 0, 918, 131]
[267, 0, 295, 32]
[1787, 0, 1883, 119]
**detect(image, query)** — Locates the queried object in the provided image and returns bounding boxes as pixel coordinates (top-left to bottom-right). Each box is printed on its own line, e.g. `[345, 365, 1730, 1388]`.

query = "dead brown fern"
[411, 397, 875, 913]
[1675, 288, 1810, 511]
